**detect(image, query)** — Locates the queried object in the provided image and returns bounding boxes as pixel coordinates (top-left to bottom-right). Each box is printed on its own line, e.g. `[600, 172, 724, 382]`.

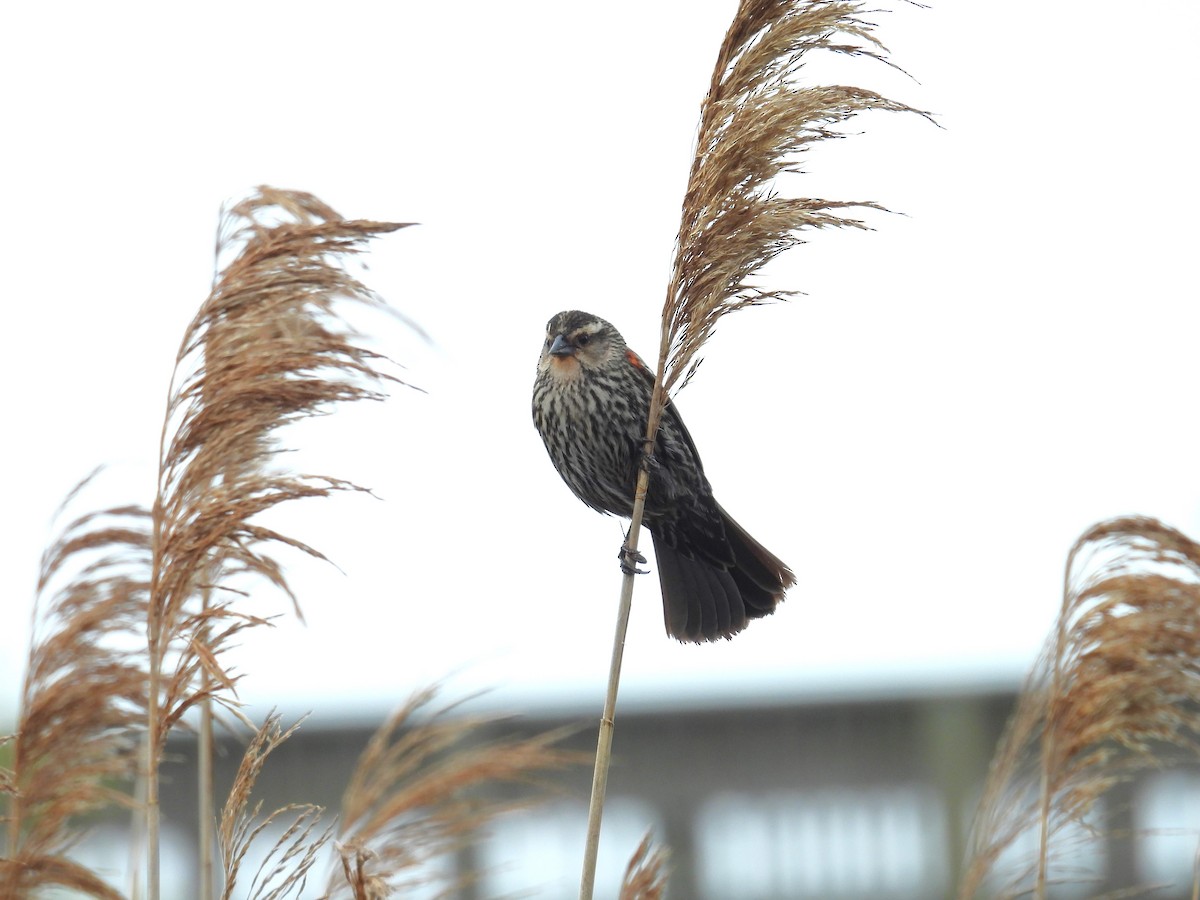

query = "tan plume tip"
[148, 186, 414, 744]
[139, 186, 414, 900]
[661, 0, 932, 394]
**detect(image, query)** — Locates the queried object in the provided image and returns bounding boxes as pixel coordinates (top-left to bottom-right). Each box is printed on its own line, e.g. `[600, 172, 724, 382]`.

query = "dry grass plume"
[618, 832, 670, 900]
[960, 516, 1200, 899]
[4, 187, 414, 898]
[149, 186, 411, 745]
[659, 0, 929, 397]
[1, 476, 150, 898]
[218, 714, 332, 900]
[4, 187, 591, 898]
[328, 687, 583, 899]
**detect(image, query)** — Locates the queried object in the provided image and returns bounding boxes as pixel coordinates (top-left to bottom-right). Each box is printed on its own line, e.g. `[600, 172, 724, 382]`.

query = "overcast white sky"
[3, 1, 1197, 728]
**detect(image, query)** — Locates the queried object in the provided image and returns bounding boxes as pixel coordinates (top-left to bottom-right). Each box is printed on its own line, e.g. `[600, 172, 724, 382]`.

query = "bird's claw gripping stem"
[619, 546, 649, 576]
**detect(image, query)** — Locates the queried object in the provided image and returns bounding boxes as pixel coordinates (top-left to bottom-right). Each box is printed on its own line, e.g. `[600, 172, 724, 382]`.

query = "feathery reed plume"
[960, 516, 1200, 899]
[328, 687, 581, 898]
[1, 476, 150, 898]
[582, 3, 926, 895]
[144, 186, 411, 898]
[218, 714, 331, 900]
[659, 0, 927, 397]
[618, 833, 670, 900]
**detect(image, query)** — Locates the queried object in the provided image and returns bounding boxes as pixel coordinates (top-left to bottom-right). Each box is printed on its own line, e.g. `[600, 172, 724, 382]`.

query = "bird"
[532, 309, 794, 642]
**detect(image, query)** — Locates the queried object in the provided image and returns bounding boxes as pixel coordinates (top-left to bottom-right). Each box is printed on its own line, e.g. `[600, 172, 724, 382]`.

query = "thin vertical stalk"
[196, 581, 217, 899]
[580, 375, 669, 899]
[144, 622, 161, 900]
[4, 760, 17, 866]
[579, 469, 649, 899]
[145, 411, 171, 900]
[198, 683, 214, 898]
[129, 749, 148, 900]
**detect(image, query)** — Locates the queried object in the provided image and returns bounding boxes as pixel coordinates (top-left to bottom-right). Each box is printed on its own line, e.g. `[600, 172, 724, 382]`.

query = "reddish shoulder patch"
[625, 349, 647, 370]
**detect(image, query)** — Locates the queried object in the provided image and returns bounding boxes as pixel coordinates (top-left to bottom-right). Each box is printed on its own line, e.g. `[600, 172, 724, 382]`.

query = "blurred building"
[69, 685, 1200, 898]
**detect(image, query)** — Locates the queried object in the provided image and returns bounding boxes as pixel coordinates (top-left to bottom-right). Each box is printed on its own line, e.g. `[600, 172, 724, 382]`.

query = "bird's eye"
[576, 333, 591, 346]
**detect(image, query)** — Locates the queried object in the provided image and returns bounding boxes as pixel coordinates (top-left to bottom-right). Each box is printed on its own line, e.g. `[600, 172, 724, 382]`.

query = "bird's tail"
[719, 503, 795, 612]
[652, 506, 794, 643]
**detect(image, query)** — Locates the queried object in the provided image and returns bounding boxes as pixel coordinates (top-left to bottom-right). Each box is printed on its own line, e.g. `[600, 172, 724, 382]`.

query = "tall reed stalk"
[579, 1, 927, 895]
[140, 187, 409, 898]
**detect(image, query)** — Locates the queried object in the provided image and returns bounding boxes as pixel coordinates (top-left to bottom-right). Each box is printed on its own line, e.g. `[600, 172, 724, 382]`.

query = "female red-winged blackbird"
[532, 310, 794, 642]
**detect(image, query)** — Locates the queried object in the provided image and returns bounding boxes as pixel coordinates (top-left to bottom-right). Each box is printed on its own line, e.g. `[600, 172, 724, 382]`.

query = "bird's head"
[538, 310, 625, 381]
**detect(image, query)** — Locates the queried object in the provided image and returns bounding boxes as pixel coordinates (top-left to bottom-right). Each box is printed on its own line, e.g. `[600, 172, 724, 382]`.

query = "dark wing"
[620, 353, 734, 568]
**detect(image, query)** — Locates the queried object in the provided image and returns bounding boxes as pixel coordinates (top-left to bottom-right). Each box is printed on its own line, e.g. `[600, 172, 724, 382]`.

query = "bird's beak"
[548, 334, 574, 357]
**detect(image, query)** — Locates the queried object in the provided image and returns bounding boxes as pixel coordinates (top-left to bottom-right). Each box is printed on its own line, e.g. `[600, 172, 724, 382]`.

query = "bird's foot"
[618, 546, 649, 576]
[639, 450, 658, 474]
